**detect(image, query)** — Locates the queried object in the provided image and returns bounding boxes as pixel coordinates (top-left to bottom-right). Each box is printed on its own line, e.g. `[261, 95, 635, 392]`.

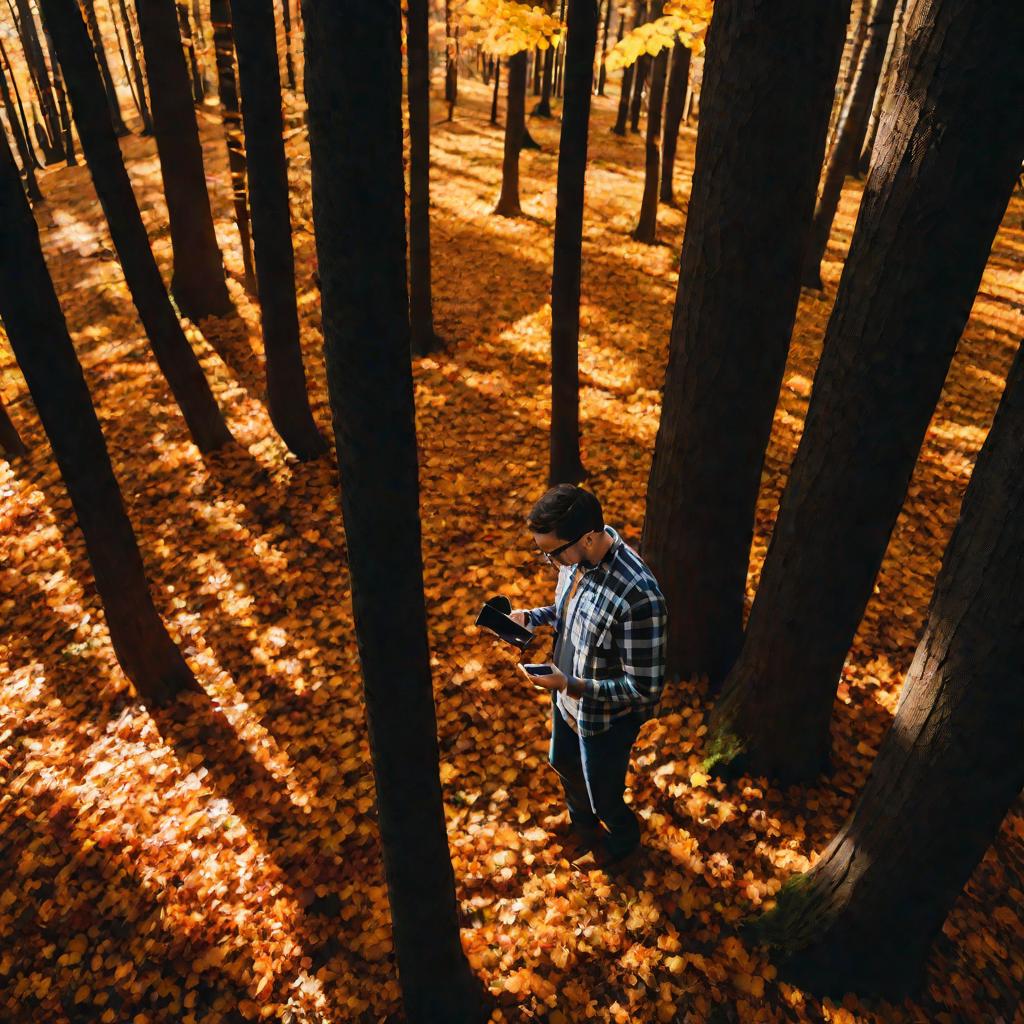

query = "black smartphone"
[521, 663, 554, 675]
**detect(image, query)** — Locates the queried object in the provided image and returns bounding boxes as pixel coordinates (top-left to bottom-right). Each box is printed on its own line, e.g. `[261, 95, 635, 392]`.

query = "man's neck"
[582, 529, 614, 569]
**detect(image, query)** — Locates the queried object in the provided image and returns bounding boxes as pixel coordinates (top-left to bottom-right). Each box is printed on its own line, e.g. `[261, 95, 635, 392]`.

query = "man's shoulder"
[604, 540, 663, 607]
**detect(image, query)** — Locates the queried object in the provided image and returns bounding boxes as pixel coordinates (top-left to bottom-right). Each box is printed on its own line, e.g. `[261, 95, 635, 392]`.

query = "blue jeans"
[548, 701, 643, 857]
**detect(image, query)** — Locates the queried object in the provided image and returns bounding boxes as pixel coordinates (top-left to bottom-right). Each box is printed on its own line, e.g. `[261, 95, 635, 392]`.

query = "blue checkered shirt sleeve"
[582, 590, 666, 704]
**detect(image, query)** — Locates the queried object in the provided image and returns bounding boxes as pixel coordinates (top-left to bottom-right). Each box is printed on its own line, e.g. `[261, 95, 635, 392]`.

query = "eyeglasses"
[538, 532, 588, 565]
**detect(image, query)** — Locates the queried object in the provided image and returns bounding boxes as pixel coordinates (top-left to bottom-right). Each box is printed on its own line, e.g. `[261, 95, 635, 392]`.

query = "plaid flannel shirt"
[525, 526, 667, 737]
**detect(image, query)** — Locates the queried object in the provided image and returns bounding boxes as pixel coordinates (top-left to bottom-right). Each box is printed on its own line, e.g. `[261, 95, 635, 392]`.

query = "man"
[511, 484, 667, 870]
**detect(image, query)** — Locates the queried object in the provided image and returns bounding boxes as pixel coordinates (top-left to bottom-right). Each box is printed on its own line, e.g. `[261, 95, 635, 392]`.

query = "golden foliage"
[606, 0, 715, 70]
[454, 0, 564, 56]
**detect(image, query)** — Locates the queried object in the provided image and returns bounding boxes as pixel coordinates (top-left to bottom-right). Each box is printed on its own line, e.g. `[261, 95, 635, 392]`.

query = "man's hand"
[527, 664, 567, 692]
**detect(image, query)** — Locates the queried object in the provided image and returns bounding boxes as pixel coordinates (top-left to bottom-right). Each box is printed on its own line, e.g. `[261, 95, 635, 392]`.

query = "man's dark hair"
[527, 484, 604, 540]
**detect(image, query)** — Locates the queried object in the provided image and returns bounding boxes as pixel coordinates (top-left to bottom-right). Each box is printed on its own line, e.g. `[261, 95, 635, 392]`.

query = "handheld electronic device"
[519, 663, 554, 676]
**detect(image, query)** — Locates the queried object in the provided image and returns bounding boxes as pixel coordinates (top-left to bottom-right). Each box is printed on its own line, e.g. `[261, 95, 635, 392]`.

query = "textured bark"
[80, 0, 130, 135]
[826, 0, 868, 154]
[642, 0, 849, 689]
[43, 0, 234, 453]
[230, 0, 327, 460]
[494, 50, 526, 217]
[0, 39, 43, 201]
[0, 129, 199, 705]
[709, 0, 1024, 783]
[135, 0, 232, 319]
[210, 0, 255, 293]
[549, 0, 598, 487]
[176, 2, 207, 103]
[596, 0, 613, 95]
[406, 0, 438, 355]
[301, 2, 491, 1019]
[632, 2, 668, 244]
[0, 393, 26, 458]
[659, 40, 690, 204]
[116, 0, 154, 133]
[754, 339, 1024, 998]
[801, 0, 898, 288]
[13, 0, 63, 161]
[490, 57, 501, 124]
[856, 0, 905, 175]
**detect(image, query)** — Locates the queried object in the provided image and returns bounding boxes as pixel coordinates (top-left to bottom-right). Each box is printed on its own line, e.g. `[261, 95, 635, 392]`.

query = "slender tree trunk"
[553, 0, 566, 98]
[0, 41, 43, 201]
[230, 0, 327, 460]
[612, 64, 634, 135]
[490, 57, 501, 124]
[708, 0, 1024, 783]
[210, 0, 256, 293]
[41, 26, 75, 165]
[641, 0, 850, 689]
[597, 0, 612, 95]
[42, 0, 235, 453]
[110, 2, 144, 121]
[13, 0, 63, 160]
[444, 0, 457, 120]
[406, 0, 438, 356]
[549, 0, 598, 486]
[135, 0, 232, 320]
[280, 0, 296, 89]
[855, 0, 905, 176]
[482, 53, 492, 86]
[628, 5, 650, 134]
[632, 2, 667, 244]
[826, 0, 869, 155]
[80, 0, 131, 135]
[753, 336, 1024, 999]
[801, 0, 898, 288]
[658, 40, 689, 204]
[0, 129, 200, 706]
[534, 45, 554, 117]
[494, 49, 526, 217]
[301, 3, 491, 1020]
[0, 36, 42, 172]
[117, 0, 154, 133]
[176, 2, 206, 103]
[0, 392, 26, 458]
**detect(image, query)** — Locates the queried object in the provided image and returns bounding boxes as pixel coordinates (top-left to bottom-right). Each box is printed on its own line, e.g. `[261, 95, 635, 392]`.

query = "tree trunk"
[597, 0, 612, 95]
[632, 2, 667, 244]
[628, 5, 649, 135]
[612, 61, 635, 135]
[13, 0, 64, 160]
[708, 0, 1024, 784]
[280, 0, 296, 90]
[135, 0, 232, 320]
[301, 2, 491, 1020]
[116, 0, 154, 134]
[406, 0, 438, 356]
[42, 25, 75, 165]
[532, 47, 541, 95]
[229, 0, 327, 460]
[826, 0, 869, 156]
[490, 57, 501, 124]
[0, 128, 200, 706]
[753, 337, 1024, 999]
[494, 49, 526, 217]
[658, 40, 689, 204]
[210, 0, 256, 293]
[0, 39, 44, 201]
[110, 2, 145, 122]
[444, 0, 457, 121]
[533, 45, 554, 117]
[641, 0, 850, 689]
[549, 0, 598, 487]
[855, 0, 905, 176]
[801, 0, 898, 289]
[0, 392, 27, 458]
[1, 35, 43, 172]
[42, 0, 235, 453]
[80, 0, 131, 135]
[177, 2, 207, 103]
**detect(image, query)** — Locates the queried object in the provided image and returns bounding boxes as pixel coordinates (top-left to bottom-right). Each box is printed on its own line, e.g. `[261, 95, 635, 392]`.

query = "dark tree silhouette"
[230, 0, 327, 460]
[301, 1, 491, 1019]
[659, 39, 690, 204]
[0, 392, 26, 458]
[176, 2, 207, 103]
[42, 0, 235, 453]
[0, 39, 43, 201]
[632, 1, 668, 244]
[490, 56, 501, 124]
[709, 0, 1024, 783]
[494, 50, 528, 217]
[549, 0, 599, 486]
[596, 0, 613, 95]
[0, 128, 200, 706]
[80, 0, 130, 136]
[41, 24, 74, 165]
[116, 0, 154, 134]
[12, 0, 63, 160]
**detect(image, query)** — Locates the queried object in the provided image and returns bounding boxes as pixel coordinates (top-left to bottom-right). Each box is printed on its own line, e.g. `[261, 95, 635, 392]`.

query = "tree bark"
[490, 57, 501, 125]
[533, 45, 555, 117]
[709, 0, 1024, 783]
[135, 0, 232, 320]
[641, 0, 850, 689]
[659, 40, 690, 204]
[301, 2, 491, 1020]
[406, 0, 439, 356]
[494, 49, 527, 217]
[632, 2, 667, 244]
[229, 0, 327, 460]
[0, 128, 199, 706]
[596, 0, 613, 95]
[42, 0, 235, 453]
[444, 0, 457, 120]
[280, 0, 296, 90]
[855, 0, 905, 176]
[210, 0, 256, 294]
[0, 392, 27, 458]
[549, 0, 598, 487]
[0, 39, 44, 201]
[41, 25, 75, 165]
[116, 0, 154, 134]
[610, 6, 630, 133]
[0, 35, 42, 172]
[80, 0, 131, 135]
[176, 2, 207, 103]
[628, 4, 649, 135]
[752, 337, 1024, 999]
[801, 0, 898, 288]
[13, 0, 63, 160]
[826, 0, 869, 156]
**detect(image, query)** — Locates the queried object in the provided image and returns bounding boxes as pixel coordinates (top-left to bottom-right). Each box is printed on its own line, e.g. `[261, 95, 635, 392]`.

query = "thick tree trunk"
[549, 0, 598, 487]
[632, 3, 667, 244]
[642, 0, 848, 689]
[659, 40, 690, 204]
[0, 393, 27, 458]
[709, 0, 1024, 783]
[177, 2, 207, 103]
[301, 2, 491, 1020]
[406, 0, 438, 356]
[753, 338, 1024, 999]
[494, 50, 527, 217]
[596, 0, 612, 95]
[135, 0, 232, 320]
[230, 0, 327, 460]
[42, 0, 235, 453]
[13, 0, 63, 161]
[80, 0, 131, 135]
[489, 57, 501, 124]
[801, 0, 898, 289]
[116, 0, 154, 134]
[0, 40, 43, 201]
[210, 0, 256, 293]
[0, 129, 199, 706]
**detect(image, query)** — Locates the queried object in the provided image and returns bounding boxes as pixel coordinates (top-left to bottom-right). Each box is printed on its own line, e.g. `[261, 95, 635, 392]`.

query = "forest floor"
[2, 73, 1024, 1024]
